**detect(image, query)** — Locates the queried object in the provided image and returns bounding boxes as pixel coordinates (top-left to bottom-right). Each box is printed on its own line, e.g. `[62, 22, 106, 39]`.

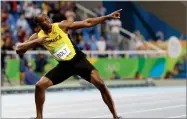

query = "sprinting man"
[16, 9, 122, 119]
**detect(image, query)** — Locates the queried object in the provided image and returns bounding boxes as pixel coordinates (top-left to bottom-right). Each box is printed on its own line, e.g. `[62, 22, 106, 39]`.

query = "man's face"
[37, 14, 52, 31]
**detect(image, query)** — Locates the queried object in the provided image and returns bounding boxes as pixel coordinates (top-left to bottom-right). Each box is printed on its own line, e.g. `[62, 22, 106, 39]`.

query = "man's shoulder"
[52, 22, 60, 26]
[57, 20, 73, 31]
[58, 20, 73, 26]
[52, 22, 64, 30]
[54, 21, 65, 28]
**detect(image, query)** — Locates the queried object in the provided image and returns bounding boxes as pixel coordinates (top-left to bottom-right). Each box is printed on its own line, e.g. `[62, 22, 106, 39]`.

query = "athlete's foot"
[117, 116, 124, 119]
[113, 116, 123, 119]
[31, 116, 42, 119]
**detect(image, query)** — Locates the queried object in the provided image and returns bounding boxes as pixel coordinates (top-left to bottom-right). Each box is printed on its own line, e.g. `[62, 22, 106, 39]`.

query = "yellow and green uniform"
[37, 23, 83, 61]
[37, 23, 95, 85]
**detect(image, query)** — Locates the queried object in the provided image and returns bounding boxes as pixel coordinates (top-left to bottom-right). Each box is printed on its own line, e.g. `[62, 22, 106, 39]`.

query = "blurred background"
[1, 1, 186, 88]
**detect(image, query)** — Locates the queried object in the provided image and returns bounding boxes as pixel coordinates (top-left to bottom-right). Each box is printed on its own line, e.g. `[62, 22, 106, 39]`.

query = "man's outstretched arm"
[60, 9, 122, 31]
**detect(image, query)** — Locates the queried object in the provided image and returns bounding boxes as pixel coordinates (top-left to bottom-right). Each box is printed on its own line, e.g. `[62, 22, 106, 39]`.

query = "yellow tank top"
[37, 23, 76, 61]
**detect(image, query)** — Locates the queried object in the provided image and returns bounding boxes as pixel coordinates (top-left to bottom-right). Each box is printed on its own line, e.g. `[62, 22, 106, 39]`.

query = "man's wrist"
[105, 15, 111, 19]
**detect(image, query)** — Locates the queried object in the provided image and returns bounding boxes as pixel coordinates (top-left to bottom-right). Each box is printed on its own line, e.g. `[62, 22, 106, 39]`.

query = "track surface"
[2, 86, 186, 118]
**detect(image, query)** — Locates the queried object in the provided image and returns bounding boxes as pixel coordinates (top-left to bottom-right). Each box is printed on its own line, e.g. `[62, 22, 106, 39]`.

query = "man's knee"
[35, 82, 45, 90]
[35, 77, 53, 90]
[90, 70, 107, 91]
[95, 80, 107, 92]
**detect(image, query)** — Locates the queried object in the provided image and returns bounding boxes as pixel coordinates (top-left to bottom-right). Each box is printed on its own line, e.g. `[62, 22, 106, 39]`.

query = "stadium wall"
[134, 1, 186, 35]
[5, 56, 182, 80]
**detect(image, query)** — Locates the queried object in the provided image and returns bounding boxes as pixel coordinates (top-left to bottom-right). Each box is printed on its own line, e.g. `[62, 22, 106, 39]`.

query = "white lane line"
[4, 103, 185, 118]
[169, 115, 186, 118]
[2, 91, 185, 107]
[6, 98, 184, 117]
[45, 99, 185, 115]
[91, 105, 186, 118]
[2, 91, 185, 110]
[2, 94, 185, 113]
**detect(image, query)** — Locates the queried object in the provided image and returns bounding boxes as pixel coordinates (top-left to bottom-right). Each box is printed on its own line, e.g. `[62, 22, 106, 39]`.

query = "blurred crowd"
[1, 1, 147, 53]
[1, 1, 76, 49]
[1, 1, 130, 85]
[1, 1, 132, 52]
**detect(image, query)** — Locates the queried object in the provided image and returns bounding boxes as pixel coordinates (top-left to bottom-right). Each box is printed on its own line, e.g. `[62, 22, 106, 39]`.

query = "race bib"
[53, 44, 72, 60]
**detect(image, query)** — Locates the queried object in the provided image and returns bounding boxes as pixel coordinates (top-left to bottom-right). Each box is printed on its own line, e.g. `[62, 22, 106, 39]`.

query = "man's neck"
[44, 27, 52, 34]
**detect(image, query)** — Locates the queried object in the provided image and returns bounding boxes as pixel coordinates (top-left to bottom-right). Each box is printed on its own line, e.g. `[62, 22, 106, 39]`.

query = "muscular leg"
[35, 76, 53, 119]
[90, 70, 118, 119]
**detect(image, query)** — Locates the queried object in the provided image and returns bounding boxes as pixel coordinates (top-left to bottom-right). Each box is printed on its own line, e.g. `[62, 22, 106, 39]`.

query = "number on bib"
[53, 44, 72, 60]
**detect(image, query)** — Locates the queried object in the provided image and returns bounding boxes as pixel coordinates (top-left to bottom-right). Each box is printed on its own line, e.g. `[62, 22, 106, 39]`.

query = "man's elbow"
[15, 45, 25, 54]
[15, 48, 22, 54]
[86, 23, 94, 27]
[85, 20, 94, 27]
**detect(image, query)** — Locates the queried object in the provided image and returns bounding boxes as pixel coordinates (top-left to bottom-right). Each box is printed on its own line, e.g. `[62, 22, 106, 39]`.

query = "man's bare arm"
[70, 15, 109, 28]
[16, 33, 38, 54]
[16, 34, 49, 54]
[59, 9, 122, 31]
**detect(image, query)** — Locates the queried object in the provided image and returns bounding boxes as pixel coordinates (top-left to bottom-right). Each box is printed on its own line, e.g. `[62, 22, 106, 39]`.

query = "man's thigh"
[45, 63, 75, 85]
[74, 58, 96, 82]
